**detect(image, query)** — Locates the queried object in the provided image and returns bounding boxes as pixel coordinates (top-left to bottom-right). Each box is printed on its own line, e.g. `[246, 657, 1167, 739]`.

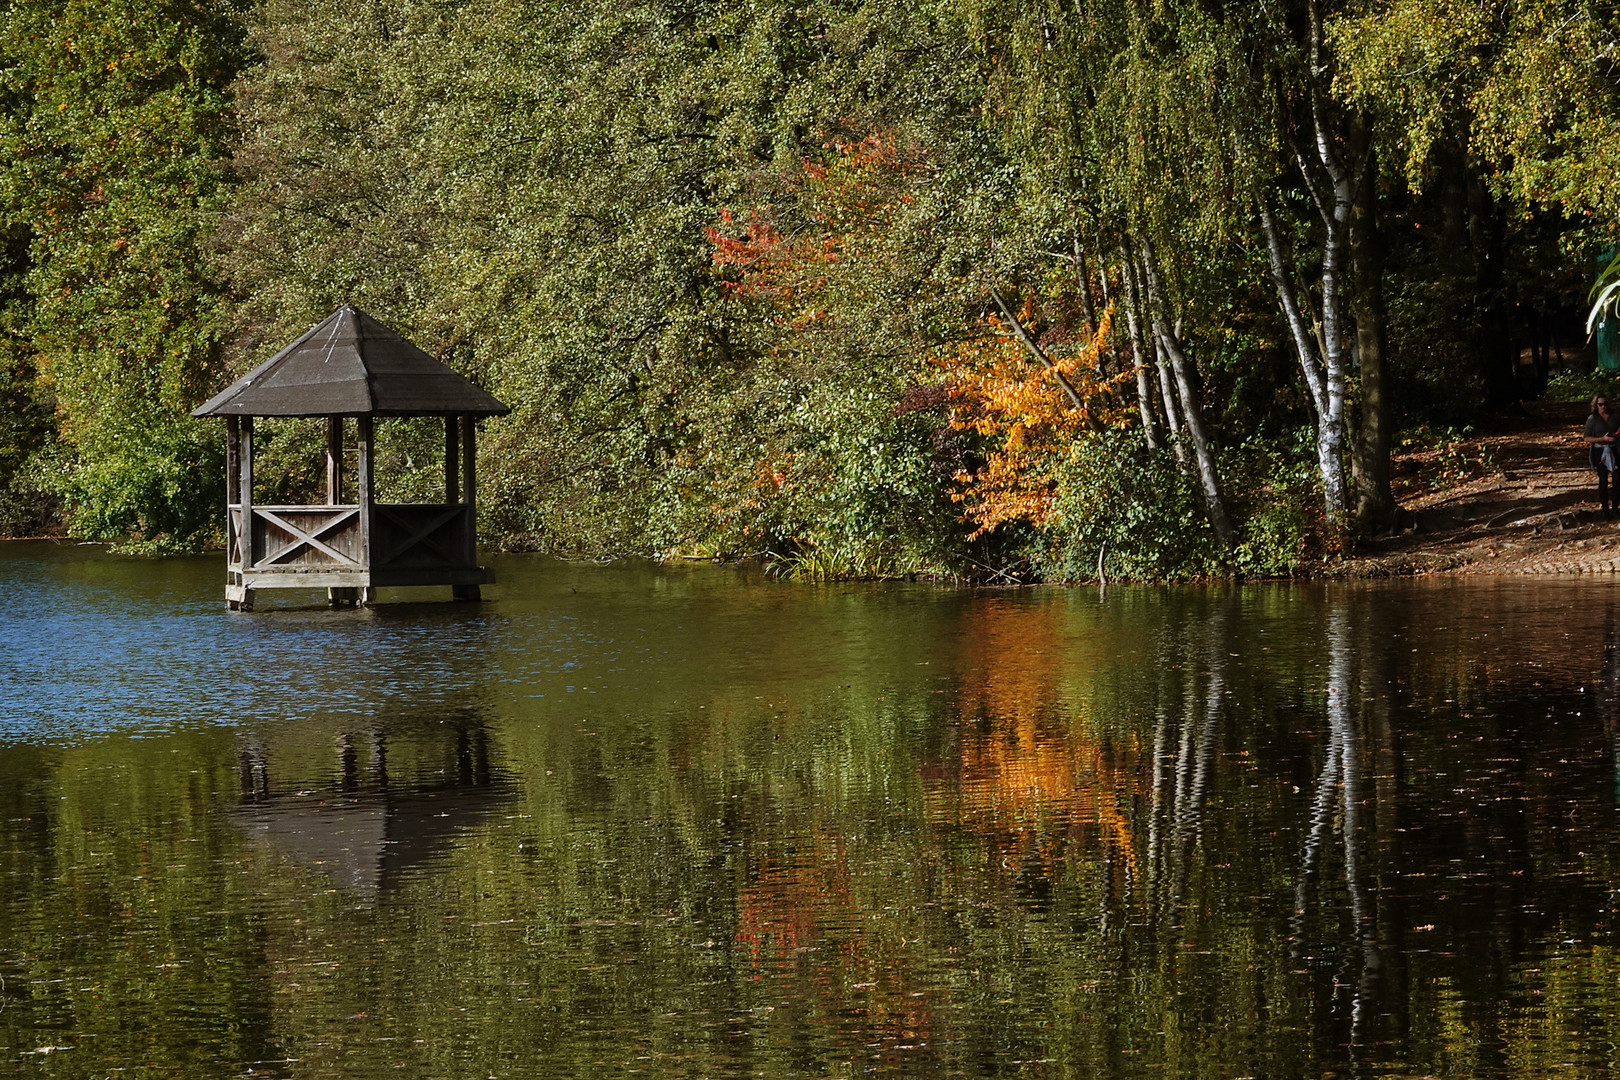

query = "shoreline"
[7, 400, 1612, 580]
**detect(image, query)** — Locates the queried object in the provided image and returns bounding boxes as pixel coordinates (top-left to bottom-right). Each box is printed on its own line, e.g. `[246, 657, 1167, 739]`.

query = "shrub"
[1031, 429, 1322, 582]
[1036, 430, 1221, 582]
[57, 410, 224, 552]
[1544, 366, 1620, 405]
[1220, 432, 1322, 577]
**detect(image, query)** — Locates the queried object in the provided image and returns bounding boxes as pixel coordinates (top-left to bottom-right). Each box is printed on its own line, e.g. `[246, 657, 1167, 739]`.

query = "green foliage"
[0, 0, 247, 547]
[214, 0, 988, 569]
[1432, 435, 1497, 490]
[1332, 0, 1620, 231]
[1395, 424, 1499, 493]
[1384, 270, 1491, 425]
[53, 411, 224, 552]
[0, 356, 56, 535]
[650, 379, 964, 578]
[756, 391, 962, 580]
[1034, 429, 1321, 582]
[0, 207, 56, 534]
[1544, 366, 1620, 404]
[1037, 430, 1222, 583]
[1, 0, 1617, 573]
[246, 416, 453, 509]
[1221, 432, 1323, 576]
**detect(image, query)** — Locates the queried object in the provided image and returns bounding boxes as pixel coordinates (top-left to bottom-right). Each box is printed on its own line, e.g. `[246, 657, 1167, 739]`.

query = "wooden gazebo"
[193, 305, 509, 610]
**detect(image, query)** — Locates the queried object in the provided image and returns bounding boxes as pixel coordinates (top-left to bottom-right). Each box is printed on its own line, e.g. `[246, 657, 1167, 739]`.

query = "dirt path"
[1344, 400, 1620, 576]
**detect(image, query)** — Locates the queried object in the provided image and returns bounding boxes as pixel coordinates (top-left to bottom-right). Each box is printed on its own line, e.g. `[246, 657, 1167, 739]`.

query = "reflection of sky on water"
[0, 542, 974, 744]
[0, 543, 503, 741]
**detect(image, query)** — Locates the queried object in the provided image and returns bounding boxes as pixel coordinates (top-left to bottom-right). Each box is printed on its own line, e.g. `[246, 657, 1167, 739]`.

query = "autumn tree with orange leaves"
[710, 136, 1152, 566]
[698, 136, 972, 578]
[937, 304, 1134, 539]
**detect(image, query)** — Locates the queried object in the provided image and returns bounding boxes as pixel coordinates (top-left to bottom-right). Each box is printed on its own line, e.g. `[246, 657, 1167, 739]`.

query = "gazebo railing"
[372, 504, 476, 570]
[228, 502, 475, 573]
[230, 504, 363, 571]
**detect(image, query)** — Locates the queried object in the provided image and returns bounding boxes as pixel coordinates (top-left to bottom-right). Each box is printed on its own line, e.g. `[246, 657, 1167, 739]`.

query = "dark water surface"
[4, 541, 1620, 1079]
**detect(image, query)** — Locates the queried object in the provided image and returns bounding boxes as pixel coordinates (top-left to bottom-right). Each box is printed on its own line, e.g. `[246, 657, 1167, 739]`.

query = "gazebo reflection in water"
[233, 713, 509, 902]
[193, 305, 510, 609]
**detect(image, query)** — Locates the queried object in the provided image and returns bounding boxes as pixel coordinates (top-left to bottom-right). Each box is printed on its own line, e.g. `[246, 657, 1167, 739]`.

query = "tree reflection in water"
[5, 566, 1620, 1078]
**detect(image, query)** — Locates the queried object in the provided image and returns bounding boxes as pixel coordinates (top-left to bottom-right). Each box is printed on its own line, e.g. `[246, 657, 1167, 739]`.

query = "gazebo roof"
[193, 305, 509, 418]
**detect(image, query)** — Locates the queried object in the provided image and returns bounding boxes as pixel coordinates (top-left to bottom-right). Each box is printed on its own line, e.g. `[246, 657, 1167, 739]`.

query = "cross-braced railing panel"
[373, 503, 474, 570]
[228, 505, 245, 570]
[249, 506, 364, 569]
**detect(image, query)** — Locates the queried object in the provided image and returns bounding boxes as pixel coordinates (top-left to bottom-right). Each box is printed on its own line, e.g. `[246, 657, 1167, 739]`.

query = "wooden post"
[235, 416, 256, 611]
[240, 416, 255, 567]
[226, 417, 240, 505]
[444, 415, 460, 505]
[225, 416, 240, 569]
[326, 416, 344, 504]
[324, 415, 348, 607]
[461, 414, 476, 541]
[358, 414, 375, 605]
[453, 413, 480, 600]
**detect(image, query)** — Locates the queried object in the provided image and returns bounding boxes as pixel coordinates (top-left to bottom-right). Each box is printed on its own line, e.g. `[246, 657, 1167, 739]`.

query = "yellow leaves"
[937, 304, 1133, 539]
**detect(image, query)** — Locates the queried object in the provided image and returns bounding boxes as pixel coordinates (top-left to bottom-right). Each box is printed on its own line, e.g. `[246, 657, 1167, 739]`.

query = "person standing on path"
[1586, 394, 1620, 517]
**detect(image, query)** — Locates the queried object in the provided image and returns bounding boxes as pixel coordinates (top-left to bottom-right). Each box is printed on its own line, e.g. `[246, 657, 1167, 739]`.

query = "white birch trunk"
[1258, 200, 1349, 524]
[1153, 337, 1187, 463]
[1140, 242, 1235, 545]
[1119, 251, 1163, 452]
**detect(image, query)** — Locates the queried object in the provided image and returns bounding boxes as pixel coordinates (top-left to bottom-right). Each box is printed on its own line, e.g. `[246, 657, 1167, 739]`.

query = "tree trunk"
[1347, 123, 1396, 534]
[1263, 82, 1357, 535]
[1073, 232, 1097, 338]
[1258, 202, 1330, 412]
[1154, 335, 1187, 463]
[1315, 132, 1354, 535]
[989, 287, 1087, 410]
[1119, 251, 1162, 452]
[1259, 202, 1347, 529]
[1092, 253, 1116, 379]
[1141, 241, 1235, 546]
[1129, 245, 1186, 461]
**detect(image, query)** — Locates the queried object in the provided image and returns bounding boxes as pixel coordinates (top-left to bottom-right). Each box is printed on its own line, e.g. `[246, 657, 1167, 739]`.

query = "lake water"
[3, 541, 1620, 1079]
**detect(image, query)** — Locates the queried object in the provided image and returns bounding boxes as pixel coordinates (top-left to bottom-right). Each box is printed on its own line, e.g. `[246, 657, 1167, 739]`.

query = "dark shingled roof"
[192, 305, 510, 418]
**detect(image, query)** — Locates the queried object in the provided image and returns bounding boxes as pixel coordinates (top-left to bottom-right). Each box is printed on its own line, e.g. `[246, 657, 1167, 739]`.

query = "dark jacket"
[1588, 411, 1619, 469]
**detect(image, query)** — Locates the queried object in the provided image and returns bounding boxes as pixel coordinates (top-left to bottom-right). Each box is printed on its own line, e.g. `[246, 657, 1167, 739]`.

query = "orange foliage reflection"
[928, 600, 1140, 881]
[733, 837, 940, 1061]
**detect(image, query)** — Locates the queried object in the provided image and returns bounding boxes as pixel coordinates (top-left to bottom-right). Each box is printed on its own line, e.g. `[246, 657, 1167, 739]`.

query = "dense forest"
[0, 0, 1614, 580]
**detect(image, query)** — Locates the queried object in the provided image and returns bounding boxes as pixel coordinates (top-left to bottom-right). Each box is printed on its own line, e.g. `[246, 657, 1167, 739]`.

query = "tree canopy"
[0, 0, 1612, 577]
